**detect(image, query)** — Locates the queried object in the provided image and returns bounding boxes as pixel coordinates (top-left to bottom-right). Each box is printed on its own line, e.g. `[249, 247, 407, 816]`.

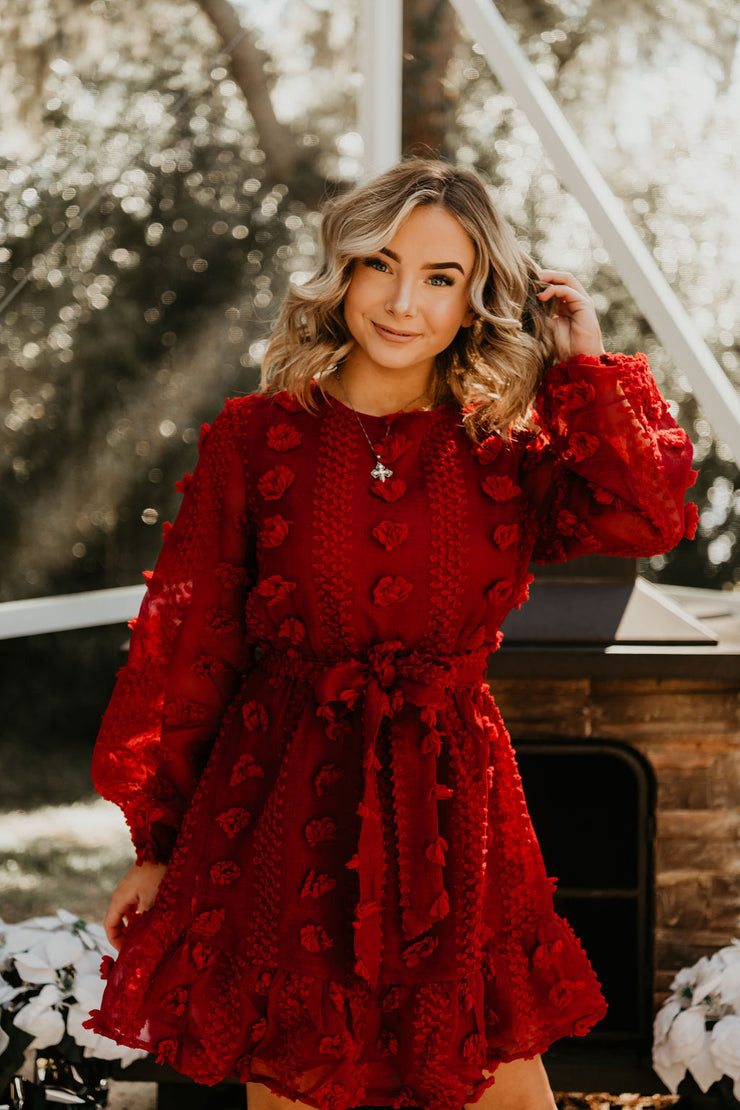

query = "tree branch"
[196, 0, 301, 183]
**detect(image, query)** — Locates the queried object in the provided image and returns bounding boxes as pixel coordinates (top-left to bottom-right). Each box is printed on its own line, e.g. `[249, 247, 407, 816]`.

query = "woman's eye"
[361, 258, 454, 286]
[363, 257, 389, 273]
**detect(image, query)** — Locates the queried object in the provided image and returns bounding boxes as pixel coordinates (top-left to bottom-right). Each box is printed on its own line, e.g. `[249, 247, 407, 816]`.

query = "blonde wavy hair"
[260, 157, 557, 441]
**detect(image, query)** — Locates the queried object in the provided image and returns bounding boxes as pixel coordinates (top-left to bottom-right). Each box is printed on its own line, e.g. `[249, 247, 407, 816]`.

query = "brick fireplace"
[489, 557, 740, 1092]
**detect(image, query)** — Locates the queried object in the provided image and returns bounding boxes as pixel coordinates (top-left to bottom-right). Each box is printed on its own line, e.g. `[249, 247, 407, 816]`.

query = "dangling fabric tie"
[261, 641, 488, 989]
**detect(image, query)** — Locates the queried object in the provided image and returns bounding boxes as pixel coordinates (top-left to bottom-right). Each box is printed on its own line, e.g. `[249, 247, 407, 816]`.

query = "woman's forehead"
[380, 206, 476, 266]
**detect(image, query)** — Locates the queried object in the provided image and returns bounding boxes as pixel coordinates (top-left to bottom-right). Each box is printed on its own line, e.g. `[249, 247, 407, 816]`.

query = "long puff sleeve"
[520, 352, 698, 563]
[92, 396, 258, 865]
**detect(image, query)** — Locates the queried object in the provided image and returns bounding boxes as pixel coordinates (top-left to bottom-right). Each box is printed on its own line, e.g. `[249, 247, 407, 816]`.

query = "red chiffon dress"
[85, 352, 697, 1110]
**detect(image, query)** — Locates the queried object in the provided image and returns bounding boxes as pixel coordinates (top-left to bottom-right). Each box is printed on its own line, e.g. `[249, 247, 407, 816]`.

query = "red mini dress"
[85, 352, 697, 1110]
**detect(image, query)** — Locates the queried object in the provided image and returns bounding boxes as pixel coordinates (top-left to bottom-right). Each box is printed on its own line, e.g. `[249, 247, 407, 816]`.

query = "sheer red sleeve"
[91, 396, 257, 865]
[519, 352, 698, 564]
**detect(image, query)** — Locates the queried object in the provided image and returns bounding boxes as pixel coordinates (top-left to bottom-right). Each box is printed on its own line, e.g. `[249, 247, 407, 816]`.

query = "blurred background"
[0, 0, 738, 923]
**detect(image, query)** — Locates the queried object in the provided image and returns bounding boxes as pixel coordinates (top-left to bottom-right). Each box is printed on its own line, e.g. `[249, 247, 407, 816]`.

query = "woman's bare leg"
[245, 1053, 556, 1110]
[245, 1081, 315, 1110]
[464, 1055, 558, 1110]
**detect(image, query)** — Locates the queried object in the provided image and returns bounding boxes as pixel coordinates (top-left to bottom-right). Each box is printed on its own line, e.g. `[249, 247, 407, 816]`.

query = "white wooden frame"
[358, 0, 403, 175]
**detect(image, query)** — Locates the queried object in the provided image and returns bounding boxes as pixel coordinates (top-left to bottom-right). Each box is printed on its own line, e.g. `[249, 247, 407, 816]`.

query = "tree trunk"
[402, 0, 459, 160]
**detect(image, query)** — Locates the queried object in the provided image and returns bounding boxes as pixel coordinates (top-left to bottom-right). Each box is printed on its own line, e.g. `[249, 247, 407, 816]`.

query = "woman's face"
[342, 204, 476, 382]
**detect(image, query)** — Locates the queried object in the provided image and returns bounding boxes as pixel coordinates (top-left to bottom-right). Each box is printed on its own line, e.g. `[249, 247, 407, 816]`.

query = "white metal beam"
[449, 0, 740, 463]
[0, 585, 144, 640]
[359, 0, 403, 176]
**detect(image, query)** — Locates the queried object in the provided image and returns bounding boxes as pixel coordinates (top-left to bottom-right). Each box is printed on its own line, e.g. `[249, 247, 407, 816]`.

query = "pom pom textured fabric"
[85, 353, 696, 1110]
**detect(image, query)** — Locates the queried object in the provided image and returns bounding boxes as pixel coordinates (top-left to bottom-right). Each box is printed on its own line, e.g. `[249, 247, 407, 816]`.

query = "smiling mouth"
[373, 322, 420, 338]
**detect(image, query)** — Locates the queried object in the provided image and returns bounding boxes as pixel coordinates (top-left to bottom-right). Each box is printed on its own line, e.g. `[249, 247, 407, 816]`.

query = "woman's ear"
[462, 307, 475, 328]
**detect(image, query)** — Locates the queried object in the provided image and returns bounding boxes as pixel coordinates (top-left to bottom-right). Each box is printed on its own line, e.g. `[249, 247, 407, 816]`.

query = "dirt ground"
[108, 1082, 158, 1110]
[552, 1098, 678, 1110]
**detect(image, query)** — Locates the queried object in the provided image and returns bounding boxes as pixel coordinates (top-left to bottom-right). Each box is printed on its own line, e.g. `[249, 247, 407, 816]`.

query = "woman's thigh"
[245, 1081, 315, 1110]
[245, 1054, 557, 1110]
[465, 1055, 558, 1110]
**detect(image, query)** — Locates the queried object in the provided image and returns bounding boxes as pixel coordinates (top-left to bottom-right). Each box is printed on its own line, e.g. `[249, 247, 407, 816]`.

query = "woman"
[84, 158, 696, 1110]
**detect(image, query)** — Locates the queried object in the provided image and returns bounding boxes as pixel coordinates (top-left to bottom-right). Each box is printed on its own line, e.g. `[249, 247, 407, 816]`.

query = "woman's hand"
[103, 860, 168, 952]
[536, 269, 605, 362]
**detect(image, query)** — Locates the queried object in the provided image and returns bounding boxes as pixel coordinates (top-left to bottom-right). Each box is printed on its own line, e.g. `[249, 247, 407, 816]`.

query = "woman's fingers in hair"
[536, 269, 590, 296]
[536, 284, 589, 311]
[534, 268, 604, 359]
[536, 285, 593, 320]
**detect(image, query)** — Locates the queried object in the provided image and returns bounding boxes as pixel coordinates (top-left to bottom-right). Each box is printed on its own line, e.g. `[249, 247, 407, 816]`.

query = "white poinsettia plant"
[0, 910, 146, 1074]
[653, 938, 740, 1099]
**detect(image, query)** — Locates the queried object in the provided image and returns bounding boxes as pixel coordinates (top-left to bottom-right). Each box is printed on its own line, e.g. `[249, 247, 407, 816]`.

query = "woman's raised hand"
[536, 269, 605, 362]
[103, 860, 168, 952]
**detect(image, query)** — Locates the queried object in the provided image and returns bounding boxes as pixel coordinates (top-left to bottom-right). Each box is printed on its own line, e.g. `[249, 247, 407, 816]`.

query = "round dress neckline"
[310, 379, 452, 422]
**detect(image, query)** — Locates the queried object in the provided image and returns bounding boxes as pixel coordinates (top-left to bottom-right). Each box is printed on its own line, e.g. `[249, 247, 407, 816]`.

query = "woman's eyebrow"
[379, 247, 465, 275]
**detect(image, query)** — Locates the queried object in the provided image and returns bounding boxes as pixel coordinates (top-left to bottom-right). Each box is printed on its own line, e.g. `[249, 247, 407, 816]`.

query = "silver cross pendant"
[371, 459, 393, 482]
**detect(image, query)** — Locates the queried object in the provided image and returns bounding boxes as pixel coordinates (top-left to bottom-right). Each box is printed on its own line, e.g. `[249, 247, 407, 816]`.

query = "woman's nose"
[385, 276, 417, 316]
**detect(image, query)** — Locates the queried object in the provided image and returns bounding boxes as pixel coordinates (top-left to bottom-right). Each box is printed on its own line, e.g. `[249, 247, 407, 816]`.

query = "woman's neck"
[321, 365, 438, 417]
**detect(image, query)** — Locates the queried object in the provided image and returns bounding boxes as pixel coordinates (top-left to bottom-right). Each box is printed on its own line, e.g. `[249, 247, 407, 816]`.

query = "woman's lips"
[372, 322, 420, 342]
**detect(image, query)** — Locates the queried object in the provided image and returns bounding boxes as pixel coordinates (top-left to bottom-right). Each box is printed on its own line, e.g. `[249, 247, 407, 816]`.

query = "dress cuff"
[133, 822, 178, 866]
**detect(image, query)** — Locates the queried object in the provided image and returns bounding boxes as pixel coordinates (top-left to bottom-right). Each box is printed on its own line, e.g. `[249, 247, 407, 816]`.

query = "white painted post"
[359, 0, 403, 176]
[449, 0, 740, 462]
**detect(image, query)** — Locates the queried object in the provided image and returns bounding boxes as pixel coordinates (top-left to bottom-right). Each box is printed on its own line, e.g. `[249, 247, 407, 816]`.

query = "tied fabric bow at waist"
[260, 641, 489, 989]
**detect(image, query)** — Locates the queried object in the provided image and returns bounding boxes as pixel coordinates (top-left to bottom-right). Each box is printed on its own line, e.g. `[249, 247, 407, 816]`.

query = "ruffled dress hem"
[85, 907, 606, 1110]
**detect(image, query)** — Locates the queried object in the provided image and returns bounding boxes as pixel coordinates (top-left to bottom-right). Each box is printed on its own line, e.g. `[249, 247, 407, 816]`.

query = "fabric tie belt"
[259, 640, 490, 989]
